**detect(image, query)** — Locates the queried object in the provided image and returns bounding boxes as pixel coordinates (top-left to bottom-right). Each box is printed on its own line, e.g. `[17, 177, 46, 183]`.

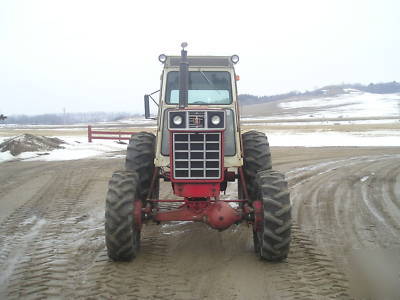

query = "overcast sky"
[1, 0, 399, 115]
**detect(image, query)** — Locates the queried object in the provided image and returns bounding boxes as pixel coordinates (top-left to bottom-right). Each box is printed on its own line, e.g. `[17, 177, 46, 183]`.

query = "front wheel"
[254, 170, 291, 261]
[105, 170, 141, 261]
[242, 131, 272, 202]
[125, 132, 158, 202]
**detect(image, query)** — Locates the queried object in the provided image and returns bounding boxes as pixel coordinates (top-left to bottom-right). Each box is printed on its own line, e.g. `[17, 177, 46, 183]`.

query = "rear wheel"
[254, 170, 291, 261]
[125, 132, 159, 201]
[242, 131, 272, 202]
[105, 170, 141, 261]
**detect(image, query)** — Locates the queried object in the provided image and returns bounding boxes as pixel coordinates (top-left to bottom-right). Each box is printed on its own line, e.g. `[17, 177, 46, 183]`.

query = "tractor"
[105, 43, 291, 262]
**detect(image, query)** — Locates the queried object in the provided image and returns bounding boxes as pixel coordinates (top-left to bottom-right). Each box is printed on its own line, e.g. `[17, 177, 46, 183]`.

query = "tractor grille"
[173, 132, 221, 179]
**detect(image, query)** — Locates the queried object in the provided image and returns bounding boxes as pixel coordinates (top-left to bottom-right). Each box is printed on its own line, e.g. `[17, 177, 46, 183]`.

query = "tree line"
[1, 112, 139, 125]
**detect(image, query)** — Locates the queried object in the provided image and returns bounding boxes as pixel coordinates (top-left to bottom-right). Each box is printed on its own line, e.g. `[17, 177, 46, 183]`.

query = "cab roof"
[165, 56, 234, 68]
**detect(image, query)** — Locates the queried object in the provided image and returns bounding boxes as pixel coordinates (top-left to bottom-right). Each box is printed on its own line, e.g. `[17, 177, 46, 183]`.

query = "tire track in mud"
[72, 183, 194, 299]
[286, 153, 400, 298]
[0, 163, 101, 299]
[279, 224, 350, 299]
[70, 170, 352, 299]
[76, 228, 193, 299]
[1, 161, 192, 299]
[71, 183, 195, 299]
[0, 169, 61, 268]
[1, 150, 399, 299]
[0, 163, 54, 200]
[289, 154, 400, 248]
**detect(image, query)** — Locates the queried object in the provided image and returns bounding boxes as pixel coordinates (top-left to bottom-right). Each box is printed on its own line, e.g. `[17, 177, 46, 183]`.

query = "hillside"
[238, 81, 400, 106]
[240, 87, 400, 120]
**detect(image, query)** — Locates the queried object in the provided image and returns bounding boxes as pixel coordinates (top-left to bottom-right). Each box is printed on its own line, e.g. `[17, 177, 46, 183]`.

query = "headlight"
[173, 115, 183, 125]
[158, 54, 167, 63]
[230, 55, 239, 64]
[211, 115, 221, 125]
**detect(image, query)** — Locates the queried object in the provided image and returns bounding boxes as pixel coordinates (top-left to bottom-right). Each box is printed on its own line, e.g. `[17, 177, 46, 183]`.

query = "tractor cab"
[105, 43, 292, 263]
[152, 44, 243, 200]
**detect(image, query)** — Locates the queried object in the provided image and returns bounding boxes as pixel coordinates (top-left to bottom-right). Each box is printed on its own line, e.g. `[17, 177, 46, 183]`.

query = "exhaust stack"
[179, 42, 189, 109]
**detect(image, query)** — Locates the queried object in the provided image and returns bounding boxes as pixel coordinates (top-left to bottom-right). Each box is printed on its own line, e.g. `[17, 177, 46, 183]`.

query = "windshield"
[165, 71, 232, 104]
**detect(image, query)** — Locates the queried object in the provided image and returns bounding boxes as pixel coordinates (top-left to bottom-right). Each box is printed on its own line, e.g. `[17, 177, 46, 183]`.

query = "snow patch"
[0, 151, 14, 162]
[242, 118, 399, 126]
[0, 136, 127, 163]
[279, 92, 400, 119]
[265, 130, 400, 147]
[0, 218, 47, 287]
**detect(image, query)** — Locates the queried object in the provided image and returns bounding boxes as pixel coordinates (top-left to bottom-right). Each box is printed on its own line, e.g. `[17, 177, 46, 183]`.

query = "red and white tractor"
[105, 43, 291, 262]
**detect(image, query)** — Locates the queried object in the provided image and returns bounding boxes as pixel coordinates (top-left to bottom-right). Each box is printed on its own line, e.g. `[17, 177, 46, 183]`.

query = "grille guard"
[169, 130, 224, 183]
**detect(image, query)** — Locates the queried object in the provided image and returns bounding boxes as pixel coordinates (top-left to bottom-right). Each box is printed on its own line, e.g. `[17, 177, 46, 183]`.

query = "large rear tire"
[254, 170, 291, 261]
[242, 131, 272, 201]
[125, 132, 159, 201]
[105, 170, 141, 261]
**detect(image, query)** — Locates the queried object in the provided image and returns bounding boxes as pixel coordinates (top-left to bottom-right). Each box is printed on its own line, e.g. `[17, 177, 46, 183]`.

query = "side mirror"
[144, 95, 150, 119]
[143, 90, 159, 119]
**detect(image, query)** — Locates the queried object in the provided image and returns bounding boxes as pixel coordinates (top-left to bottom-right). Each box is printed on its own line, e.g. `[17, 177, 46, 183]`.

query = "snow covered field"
[266, 130, 400, 147]
[1, 90, 399, 163]
[1, 127, 399, 164]
[0, 117, 157, 129]
[241, 89, 400, 146]
[280, 90, 400, 119]
[241, 118, 399, 126]
[242, 90, 400, 123]
[0, 136, 127, 163]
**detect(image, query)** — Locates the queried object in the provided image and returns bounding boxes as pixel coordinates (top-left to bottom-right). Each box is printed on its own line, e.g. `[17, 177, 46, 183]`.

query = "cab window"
[165, 71, 232, 105]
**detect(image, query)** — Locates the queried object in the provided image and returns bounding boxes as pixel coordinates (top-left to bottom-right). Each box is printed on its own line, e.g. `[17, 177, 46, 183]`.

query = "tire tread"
[242, 131, 272, 201]
[105, 170, 140, 261]
[256, 169, 292, 261]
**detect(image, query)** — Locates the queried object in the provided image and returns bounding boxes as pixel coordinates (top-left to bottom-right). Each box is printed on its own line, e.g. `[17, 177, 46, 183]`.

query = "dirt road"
[0, 147, 399, 299]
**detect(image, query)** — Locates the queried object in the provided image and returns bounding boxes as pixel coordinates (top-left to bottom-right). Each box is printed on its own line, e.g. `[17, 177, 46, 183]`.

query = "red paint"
[149, 199, 186, 203]
[225, 170, 236, 182]
[154, 204, 206, 222]
[148, 199, 246, 203]
[146, 167, 160, 200]
[142, 203, 152, 214]
[205, 201, 241, 230]
[87, 125, 139, 142]
[88, 125, 92, 143]
[238, 167, 250, 201]
[133, 200, 143, 229]
[153, 201, 242, 230]
[91, 130, 139, 135]
[174, 183, 220, 198]
[252, 200, 263, 232]
[91, 136, 132, 140]
[186, 200, 210, 211]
